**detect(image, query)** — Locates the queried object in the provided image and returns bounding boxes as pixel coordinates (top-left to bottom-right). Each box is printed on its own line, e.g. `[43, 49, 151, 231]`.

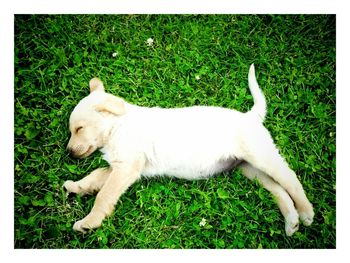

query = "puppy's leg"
[64, 167, 111, 195]
[239, 162, 299, 236]
[72, 159, 144, 233]
[241, 127, 314, 226]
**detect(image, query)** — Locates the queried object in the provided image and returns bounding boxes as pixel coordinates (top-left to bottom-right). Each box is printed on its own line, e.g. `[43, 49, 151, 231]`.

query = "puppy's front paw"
[73, 219, 89, 233]
[63, 180, 79, 194]
[73, 215, 103, 233]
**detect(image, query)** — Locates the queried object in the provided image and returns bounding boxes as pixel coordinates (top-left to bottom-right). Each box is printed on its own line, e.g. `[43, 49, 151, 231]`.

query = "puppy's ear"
[95, 95, 125, 116]
[89, 78, 105, 93]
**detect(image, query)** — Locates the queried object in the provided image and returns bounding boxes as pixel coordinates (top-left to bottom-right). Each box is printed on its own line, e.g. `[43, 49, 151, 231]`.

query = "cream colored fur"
[64, 64, 314, 235]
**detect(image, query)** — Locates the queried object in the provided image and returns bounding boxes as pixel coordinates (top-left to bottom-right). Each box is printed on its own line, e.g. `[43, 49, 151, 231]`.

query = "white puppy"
[64, 64, 314, 236]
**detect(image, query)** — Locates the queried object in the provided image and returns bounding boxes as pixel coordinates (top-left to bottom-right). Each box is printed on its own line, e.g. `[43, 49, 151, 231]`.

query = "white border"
[1, 6, 14, 255]
[2, 0, 347, 261]
[6, 0, 338, 14]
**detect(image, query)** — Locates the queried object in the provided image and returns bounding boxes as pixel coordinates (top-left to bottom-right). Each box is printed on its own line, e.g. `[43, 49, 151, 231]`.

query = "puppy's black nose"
[67, 147, 74, 156]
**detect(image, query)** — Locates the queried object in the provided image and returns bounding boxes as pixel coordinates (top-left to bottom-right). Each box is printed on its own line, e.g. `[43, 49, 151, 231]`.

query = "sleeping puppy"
[64, 64, 314, 236]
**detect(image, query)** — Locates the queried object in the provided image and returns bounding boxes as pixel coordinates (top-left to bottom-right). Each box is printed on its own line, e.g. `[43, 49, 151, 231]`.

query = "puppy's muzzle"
[67, 146, 76, 157]
[67, 145, 94, 158]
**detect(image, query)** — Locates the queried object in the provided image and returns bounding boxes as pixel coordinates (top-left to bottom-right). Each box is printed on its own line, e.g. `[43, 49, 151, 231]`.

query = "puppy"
[64, 64, 314, 236]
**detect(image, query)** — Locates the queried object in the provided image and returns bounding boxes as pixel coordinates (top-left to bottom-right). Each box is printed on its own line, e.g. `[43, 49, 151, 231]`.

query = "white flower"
[146, 38, 154, 46]
[195, 75, 200, 80]
[199, 218, 206, 227]
[112, 52, 118, 57]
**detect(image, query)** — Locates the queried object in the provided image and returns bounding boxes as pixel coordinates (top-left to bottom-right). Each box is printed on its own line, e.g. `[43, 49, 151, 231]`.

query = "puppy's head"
[67, 78, 125, 158]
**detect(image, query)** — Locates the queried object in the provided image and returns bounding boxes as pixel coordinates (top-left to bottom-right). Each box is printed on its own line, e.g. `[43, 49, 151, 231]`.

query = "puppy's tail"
[247, 64, 266, 121]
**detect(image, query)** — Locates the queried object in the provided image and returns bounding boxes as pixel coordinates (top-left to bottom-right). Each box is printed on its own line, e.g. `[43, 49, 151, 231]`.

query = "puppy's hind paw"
[299, 211, 314, 226]
[285, 213, 299, 236]
[285, 221, 299, 237]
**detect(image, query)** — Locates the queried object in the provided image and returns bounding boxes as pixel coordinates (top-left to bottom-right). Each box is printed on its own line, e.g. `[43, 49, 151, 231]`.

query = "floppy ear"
[95, 95, 125, 116]
[89, 78, 105, 93]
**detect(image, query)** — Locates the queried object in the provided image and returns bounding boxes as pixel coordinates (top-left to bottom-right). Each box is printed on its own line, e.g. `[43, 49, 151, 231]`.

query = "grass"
[14, 15, 336, 248]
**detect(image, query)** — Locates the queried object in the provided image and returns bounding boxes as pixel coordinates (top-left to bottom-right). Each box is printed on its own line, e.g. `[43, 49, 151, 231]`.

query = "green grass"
[14, 15, 336, 248]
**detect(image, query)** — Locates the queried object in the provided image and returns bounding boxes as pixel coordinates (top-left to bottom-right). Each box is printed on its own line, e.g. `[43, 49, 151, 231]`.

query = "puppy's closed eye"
[75, 126, 83, 133]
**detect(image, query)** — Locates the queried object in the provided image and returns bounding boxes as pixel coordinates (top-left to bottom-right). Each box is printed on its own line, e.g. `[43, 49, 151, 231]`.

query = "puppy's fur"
[64, 64, 314, 236]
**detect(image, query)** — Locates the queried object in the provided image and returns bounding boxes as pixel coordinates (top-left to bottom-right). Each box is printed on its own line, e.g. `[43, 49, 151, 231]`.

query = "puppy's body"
[103, 104, 244, 179]
[64, 65, 314, 236]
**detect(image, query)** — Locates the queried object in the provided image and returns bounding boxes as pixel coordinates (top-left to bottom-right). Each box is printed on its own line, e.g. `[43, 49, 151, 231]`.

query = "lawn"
[14, 15, 336, 248]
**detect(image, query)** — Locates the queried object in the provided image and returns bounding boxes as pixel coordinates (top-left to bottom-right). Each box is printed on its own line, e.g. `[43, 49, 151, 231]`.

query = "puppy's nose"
[67, 147, 74, 156]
